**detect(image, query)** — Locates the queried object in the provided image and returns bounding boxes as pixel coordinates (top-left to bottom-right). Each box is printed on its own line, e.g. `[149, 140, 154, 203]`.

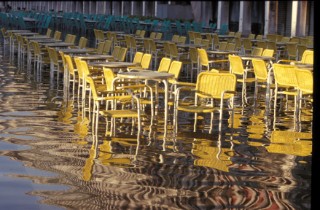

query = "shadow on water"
[0, 40, 312, 209]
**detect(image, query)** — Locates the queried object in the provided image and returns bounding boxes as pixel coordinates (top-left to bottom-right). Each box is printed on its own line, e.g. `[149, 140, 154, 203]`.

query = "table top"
[23, 17, 38, 22]
[30, 39, 61, 43]
[117, 71, 174, 80]
[207, 50, 239, 55]
[59, 48, 95, 54]
[16, 32, 39, 36]
[240, 55, 275, 61]
[74, 54, 114, 60]
[88, 61, 138, 68]
[42, 42, 75, 47]
[26, 35, 52, 40]
[7, 30, 31, 33]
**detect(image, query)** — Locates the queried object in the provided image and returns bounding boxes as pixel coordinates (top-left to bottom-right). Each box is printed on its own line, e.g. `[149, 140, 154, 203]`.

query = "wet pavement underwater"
[0, 41, 312, 209]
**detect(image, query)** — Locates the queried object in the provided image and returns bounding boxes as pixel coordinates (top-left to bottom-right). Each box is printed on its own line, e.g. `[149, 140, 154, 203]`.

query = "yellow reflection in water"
[265, 131, 312, 156]
[191, 138, 233, 172]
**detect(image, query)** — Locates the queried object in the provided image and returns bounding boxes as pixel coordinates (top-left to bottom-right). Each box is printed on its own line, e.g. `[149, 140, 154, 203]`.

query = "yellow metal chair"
[47, 47, 63, 88]
[64, 54, 79, 101]
[53, 31, 61, 40]
[228, 54, 255, 106]
[174, 72, 236, 133]
[295, 68, 313, 115]
[86, 76, 142, 137]
[251, 59, 274, 104]
[251, 47, 263, 56]
[272, 63, 299, 118]
[277, 49, 313, 65]
[132, 51, 144, 64]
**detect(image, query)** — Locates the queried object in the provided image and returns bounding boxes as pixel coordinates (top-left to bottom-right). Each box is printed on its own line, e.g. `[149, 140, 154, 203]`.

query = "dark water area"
[0, 40, 312, 209]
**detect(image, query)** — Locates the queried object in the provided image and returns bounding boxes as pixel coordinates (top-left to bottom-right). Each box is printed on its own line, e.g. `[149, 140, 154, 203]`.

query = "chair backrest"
[157, 57, 171, 72]
[53, 31, 61, 40]
[295, 68, 313, 94]
[262, 49, 274, 57]
[139, 30, 146, 38]
[117, 47, 127, 61]
[64, 34, 72, 43]
[172, 34, 179, 43]
[163, 42, 171, 57]
[218, 41, 227, 51]
[168, 61, 183, 81]
[46, 28, 52, 37]
[103, 67, 116, 91]
[242, 38, 252, 50]
[248, 34, 255, 40]
[256, 41, 267, 49]
[58, 50, 67, 72]
[297, 45, 307, 61]
[112, 45, 121, 58]
[256, 34, 263, 40]
[197, 48, 209, 69]
[272, 63, 298, 88]
[143, 38, 150, 53]
[96, 41, 105, 54]
[155, 32, 162, 40]
[141, 53, 152, 69]
[266, 34, 277, 42]
[251, 47, 263, 56]
[177, 36, 186, 44]
[64, 54, 76, 76]
[103, 40, 112, 54]
[133, 52, 144, 64]
[78, 37, 88, 49]
[301, 50, 313, 64]
[169, 43, 180, 59]
[189, 47, 198, 63]
[47, 47, 59, 65]
[196, 72, 236, 99]
[286, 43, 297, 60]
[194, 37, 202, 45]
[226, 42, 236, 51]
[188, 31, 195, 43]
[252, 59, 268, 81]
[135, 29, 141, 36]
[149, 32, 156, 39]
[228, 54, 245, 75]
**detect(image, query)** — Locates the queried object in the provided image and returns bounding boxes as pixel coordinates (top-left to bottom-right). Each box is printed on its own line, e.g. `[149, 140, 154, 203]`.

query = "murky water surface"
[0, 42, 312, 209]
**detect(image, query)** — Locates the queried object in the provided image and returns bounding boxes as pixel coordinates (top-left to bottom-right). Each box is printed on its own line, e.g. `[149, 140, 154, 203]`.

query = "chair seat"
[237, 78, 256, 83]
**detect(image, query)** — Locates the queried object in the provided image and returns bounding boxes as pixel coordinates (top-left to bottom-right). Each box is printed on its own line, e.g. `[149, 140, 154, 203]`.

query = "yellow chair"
[242, 38, 252, 54]
[64, 54, 79, 101]
[178, 36, 187, 44]
[248, 33, 256, 40]
[157, 57, 172, 72]
[128, 53, 152, 71]
[228, 54, 255, 106]
[171, 34, 179, 43]
[285, 42, 297, 60]
[272, 63, 299, 117]
[53, 31, 61, 40]
[86, 76, 142, 137]
[252, 59, 273, 103]
[45, 28, 52, 37]
[174, 72, 236, 133]
[102, 40, 112, 55]
[278, 49, 313, 65]
[132, 51, 144, 64]
[256, 34, 263, 40]
[93, 29, 105, 47]
[47, 47, 63, 88]
[262, 49, 274, 57]
[295, 68, 313, 114]
[155, 32, 162, 40]
[251, 47, 263, 56]
[188, 31, 196, 44]
[256, 40, 267, 50]
[149, 32, 156, 39]
[116, 47, 127, 62]
[77, 37, 88, 49]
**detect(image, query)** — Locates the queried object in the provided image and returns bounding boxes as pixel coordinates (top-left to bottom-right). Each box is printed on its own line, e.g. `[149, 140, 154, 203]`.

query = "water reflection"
[0, 41, 312, 210]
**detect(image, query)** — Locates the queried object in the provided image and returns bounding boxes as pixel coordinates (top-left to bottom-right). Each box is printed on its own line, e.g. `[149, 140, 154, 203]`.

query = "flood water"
[0, 41, 312, 209]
